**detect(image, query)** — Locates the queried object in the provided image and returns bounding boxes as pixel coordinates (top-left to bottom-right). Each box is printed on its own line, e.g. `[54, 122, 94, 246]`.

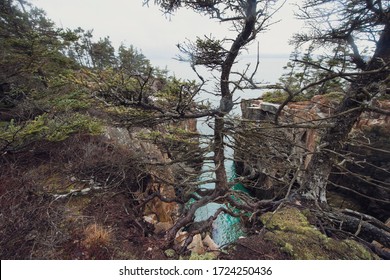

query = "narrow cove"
[191, 117, 250, 247]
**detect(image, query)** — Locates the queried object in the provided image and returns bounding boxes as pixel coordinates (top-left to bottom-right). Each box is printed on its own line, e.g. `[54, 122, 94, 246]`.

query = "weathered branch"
[320, 209, 390, 248]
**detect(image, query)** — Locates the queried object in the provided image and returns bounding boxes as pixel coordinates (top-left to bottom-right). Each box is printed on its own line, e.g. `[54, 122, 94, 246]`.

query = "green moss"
[105, 105, 155, 122]
[188, 252, 217, 260]
[0, 121, 9, 128]
[164, 249, 176, 258]
[281, 242, 294, 255]
[262, 90, 288, 104]
[262, 90, 310, 104]
[343, 239, 374, 260]
[262, 90, 344, 104]
[260, 207, 310, 234]
[178, 251, 218, 260]
[115, 251, 138, 260]
[260, 207, 376, 260]
[44, 175, 64, 191]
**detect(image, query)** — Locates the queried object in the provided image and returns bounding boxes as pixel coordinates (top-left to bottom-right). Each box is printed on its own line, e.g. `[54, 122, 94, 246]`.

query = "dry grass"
[82, 223, 112, 259]
[83, 223, 112, 247]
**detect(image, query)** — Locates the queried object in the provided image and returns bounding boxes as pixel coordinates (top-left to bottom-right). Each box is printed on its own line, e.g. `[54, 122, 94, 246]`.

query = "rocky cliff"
[236, 94, 390, 220]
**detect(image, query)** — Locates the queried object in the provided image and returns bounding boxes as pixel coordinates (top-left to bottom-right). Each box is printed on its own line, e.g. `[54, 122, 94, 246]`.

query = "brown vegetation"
[0, 132, 167, 259]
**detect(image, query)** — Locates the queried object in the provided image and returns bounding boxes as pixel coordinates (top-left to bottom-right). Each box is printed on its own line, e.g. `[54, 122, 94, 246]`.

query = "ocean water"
[193, 117, 252, 246]
[161, 55, 289, 246]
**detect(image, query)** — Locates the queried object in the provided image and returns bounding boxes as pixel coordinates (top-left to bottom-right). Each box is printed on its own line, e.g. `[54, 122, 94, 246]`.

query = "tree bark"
[214, 0, 257, 192]
[300, 22, 390, 204]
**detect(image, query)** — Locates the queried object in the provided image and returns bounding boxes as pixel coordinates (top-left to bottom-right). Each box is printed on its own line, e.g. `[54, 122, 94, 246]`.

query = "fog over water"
[159, 54, 289, 114]
[30, 0, 299, 89]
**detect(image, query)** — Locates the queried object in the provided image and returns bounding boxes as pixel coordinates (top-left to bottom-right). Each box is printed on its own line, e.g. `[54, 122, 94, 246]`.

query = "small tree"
[0, 0, 79, 152]
[0, 0, 76, 92]
[141, 0, 285, 242]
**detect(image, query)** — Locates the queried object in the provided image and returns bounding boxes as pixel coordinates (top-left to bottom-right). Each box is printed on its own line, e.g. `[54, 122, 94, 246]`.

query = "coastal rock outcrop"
[236, 94, 390, 220]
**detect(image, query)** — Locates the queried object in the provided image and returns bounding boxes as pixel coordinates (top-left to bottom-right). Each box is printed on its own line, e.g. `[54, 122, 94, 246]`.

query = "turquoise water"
[192, 117, 250, 247]
[193, 163, 249, 247]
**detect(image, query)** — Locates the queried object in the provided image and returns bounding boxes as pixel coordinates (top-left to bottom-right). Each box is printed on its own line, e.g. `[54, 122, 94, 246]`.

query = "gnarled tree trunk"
[300, 22, 390, 205]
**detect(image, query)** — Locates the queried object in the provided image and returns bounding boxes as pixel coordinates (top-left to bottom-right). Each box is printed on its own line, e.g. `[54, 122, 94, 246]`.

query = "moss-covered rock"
[260, 206, 377, 260]
[187, 252, 217, 260]
[164, 249, 177, 258]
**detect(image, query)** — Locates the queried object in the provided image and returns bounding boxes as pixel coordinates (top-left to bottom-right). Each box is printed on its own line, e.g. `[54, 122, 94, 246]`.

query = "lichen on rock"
[260, 206, 377, 260]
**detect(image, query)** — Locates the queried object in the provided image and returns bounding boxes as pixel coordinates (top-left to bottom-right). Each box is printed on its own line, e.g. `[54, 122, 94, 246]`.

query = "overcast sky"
[29, 0, 304, 77]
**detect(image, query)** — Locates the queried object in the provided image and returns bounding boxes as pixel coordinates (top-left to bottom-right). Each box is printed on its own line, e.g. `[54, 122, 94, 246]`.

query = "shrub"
[45, 113, 103, 141]
[322, 92, 345, 102]
[50, 91, 91, 112]
[262, 90, 311, 104]
[0, 113, 103, 152]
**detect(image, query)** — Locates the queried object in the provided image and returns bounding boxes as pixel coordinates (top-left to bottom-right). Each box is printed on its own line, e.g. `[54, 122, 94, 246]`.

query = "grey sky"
[30, 0, 304, 78]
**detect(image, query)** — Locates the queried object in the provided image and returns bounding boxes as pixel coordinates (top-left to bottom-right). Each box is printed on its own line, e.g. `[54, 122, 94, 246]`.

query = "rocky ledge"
[237, 94, 390, 220]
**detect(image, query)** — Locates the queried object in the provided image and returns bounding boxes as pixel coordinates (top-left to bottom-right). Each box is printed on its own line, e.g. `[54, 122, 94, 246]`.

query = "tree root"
[315, 208, 390, 259]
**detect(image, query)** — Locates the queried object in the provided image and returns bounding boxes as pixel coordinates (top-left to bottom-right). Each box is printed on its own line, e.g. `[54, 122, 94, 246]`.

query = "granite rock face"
[237, 95, 390, 220]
